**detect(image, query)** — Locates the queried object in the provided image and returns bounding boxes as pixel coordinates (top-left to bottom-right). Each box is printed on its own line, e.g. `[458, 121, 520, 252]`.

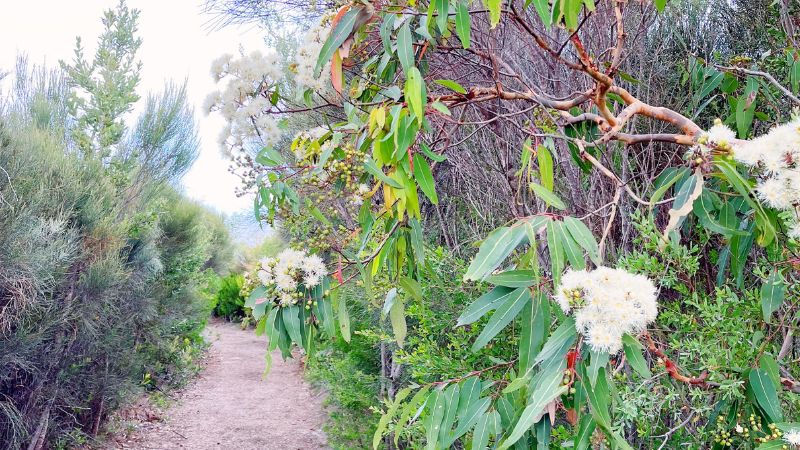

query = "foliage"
[59, 0, 142, 159]
[213, 274, 247, 320]
[211, 0, 800, 448]
[0, 4, 233, 448]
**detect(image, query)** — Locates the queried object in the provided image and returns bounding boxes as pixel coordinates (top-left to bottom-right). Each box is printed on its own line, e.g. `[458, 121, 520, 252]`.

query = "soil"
[108, 320, 329, 450]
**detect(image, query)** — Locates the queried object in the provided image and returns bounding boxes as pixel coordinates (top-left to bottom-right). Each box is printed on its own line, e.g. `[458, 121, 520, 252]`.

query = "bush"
[0, 61, 233, 448]
[213, 274, 247, 320]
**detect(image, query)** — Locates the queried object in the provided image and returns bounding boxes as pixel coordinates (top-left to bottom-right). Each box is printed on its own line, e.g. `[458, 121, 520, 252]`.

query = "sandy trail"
[113, 320, 328, 450]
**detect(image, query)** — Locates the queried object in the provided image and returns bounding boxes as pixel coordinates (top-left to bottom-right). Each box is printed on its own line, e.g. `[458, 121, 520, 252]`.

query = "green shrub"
[0, 59, 233, 448]
[213, 274, 247, 320]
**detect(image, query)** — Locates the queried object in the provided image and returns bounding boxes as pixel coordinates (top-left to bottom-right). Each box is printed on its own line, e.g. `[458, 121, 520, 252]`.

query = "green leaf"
[587, 350, 609, 385]
[373, 387, 412, 449]
[457, 286, 515, 326]
[380, 85, 402, 101]
[761, 270, 786, 323]
[716, 159, 776, 246]
[546, 220, 565, 286]
[265, 307, 281, 351]
[486, 270, 536, 287]
[618, 69, 640, 85]
[449, 397, 491, 445]
[735, 85, 758, 138]
[575, 415, 596, 450]
[694, 68, 724, 103]
[335, 289, 351, 342]
[650, 167, 689, 205]
[409, 218, 426, 265]
[502, 376, 530, 394]
[760, 354, 781, 389]
[318, 296, 336, 337]
[518, 292, 549, 372]
[405, 67, 427, 124]
[456, 1, 471, 48]
[438, 383, 461, 445]
[434, 79, 467, 94]
[470, 412, 493, 450]
[693, 190, 747, 237]
[308, 202, 333, 227]
[315, 7, 362, 76]
[555, 221, 586, 270]
[563, 217, 601, 265]
[533, 318, 577, 368]
[622, 334, 652, 378]
[365, 159, 405, 188]
[457, 377, 481, 416]
[654, 0, 668, 11]
[499, 370, 567, 449]
[399, 276, 423, 302]
[413, 154, 439, 204]
[420, 142, 447, 162]
[282, 305, 303, 346]
[431, 101, 451, 115]
[471, 288, 531, 352]
[257, 146, 285, 166]
[530, 182, 566, 210]
[382, 288, 399, 318]
[529, 0, 552, 26]
[424, 390, 447, 450]
[562, 0, 581, 30]
[380, 14, 396, 51]
[537, 143, 554, 191]
[395, 387, 430, 446]
[397, 22, 415, 74]
[756, 441, 788, 450]
[584, 366, 611, 428]
[390, 295, 407, 347]
[483, 0, 502, 28]
[749, 369, 784, 423]
[464, 223, 528, 281]
[436, 0, 450, 33]
[245, 286, 267, 308]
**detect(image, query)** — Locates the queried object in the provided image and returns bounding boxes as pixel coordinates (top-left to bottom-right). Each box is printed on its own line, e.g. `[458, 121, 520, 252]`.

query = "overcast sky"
[0, 0, 266, 214]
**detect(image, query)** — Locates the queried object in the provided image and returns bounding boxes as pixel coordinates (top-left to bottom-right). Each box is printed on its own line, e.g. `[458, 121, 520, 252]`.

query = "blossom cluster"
[555, 267, 658, 353]
[292, 20, 333, 93]
[257, 248, 328, 308]
[725, 118, 800, 239]
[205, 50, 284, 156]
[292, 127, 330, 163]
[785, 429, 800, 448]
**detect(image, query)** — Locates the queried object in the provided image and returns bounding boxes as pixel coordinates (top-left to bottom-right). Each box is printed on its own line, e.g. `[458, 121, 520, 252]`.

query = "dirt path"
[113, 321, 328, 450]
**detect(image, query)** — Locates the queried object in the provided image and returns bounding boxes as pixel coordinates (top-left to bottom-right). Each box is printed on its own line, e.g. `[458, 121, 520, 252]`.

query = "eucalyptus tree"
[209, 0, 800, 447]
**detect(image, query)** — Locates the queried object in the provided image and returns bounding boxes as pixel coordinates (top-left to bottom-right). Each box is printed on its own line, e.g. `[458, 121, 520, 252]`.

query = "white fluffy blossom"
[756, 177, 793, 209]
[706, 121, 737, 145]
[210, 53, 233, 81]
[303, 274, 322, 288]
[251, 249, 330, 307]
[257, 268, 274, 285]
[206, 49, 285, 156]
[275, 272, 298, 291]
[732, 118, 800, 239]
[303, 254, 327, 277]
[555, 267, 658, 353]
[785, 429, 800, 447]
[293, 21, 333, 93]
[789, 221, 800, 240]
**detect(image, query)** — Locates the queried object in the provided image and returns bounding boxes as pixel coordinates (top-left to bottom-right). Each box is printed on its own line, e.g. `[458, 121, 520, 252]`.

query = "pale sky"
[0, 0, 266, 214]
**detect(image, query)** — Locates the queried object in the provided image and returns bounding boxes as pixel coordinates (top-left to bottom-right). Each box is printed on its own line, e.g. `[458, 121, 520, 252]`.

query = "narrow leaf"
[471, 288, 531, 352]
